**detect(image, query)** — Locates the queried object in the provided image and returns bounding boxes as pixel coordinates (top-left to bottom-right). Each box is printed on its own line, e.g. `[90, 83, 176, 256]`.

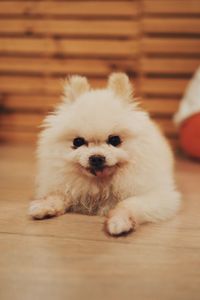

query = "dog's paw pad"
[106, 215, 133, 236]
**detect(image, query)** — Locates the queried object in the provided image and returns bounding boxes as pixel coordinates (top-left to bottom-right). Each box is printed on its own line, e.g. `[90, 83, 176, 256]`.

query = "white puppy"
[29, 73, 181, 235]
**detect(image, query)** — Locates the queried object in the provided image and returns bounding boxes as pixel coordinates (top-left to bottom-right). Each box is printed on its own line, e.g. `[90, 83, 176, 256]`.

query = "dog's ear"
[108, 73, 133, 102]
[63, 75, 90, 103]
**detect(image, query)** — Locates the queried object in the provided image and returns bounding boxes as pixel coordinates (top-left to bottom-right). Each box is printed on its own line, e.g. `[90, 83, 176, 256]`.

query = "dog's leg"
[29, 193, 69, 219]
[106, 188, 181, 235]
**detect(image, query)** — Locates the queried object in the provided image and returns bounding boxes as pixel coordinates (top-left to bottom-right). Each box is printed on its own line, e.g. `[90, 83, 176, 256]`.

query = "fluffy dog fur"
[29, 73, 181, 235]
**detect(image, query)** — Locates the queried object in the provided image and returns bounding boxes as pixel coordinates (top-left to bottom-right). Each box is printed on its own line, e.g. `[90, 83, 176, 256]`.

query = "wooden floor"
[0, 145, 200, 300]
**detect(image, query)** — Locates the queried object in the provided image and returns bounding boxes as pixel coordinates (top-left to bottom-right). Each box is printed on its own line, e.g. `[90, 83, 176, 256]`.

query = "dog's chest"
[68, 185, 120, 216]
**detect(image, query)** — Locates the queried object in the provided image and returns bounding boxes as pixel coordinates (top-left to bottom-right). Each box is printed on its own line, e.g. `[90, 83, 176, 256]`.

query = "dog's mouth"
[87, 166, 116, 178]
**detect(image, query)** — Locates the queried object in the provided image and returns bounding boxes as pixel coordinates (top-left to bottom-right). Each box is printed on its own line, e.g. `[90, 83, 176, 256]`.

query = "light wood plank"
[141, 58, 200, 74]
[140, 78, 188, 95]
[143, 18, 200, 34]
[0, 37, 138, 57]
[0, 113, 44, 129]
[0, 76, 62, 95]
[0, 76, 107, 94]
[143, 0, 200, 15]
[0, 1, 139, 17]
[0, 56, 137, 76]
[0, 95, 57, 111]
[143, 38, 200, 54]
[141, 98, 180, 115]
[0, 130, 37, 144]
[0, 19, 139, 37]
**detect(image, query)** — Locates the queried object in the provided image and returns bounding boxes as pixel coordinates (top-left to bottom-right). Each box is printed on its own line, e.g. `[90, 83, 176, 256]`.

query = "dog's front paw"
[106, 208, 137, 236]
[29, 196, 66, 220]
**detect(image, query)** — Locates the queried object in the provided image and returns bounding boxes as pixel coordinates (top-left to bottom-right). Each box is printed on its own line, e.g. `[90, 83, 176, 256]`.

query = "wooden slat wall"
[0, 0, 140, 143]
[0, 0, 200, 146]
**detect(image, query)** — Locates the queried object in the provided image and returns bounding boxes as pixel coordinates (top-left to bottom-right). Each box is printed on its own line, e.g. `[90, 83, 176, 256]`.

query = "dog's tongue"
[95, 167, 111, 178]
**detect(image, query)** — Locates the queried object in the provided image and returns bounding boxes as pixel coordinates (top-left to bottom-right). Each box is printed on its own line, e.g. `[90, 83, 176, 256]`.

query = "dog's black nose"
[89, 155, 106, 169]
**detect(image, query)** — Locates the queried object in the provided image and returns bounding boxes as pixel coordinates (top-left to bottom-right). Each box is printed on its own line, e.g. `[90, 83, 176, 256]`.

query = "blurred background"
[0, 0, 200, 148]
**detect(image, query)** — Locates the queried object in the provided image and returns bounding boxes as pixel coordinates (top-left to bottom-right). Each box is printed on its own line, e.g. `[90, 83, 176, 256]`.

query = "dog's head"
[40, 73, 148, 181]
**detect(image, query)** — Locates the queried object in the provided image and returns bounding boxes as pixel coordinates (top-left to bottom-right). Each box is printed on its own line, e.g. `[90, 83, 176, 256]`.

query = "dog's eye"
[107, 135, 121, 147]
[73, 137, 86, 148]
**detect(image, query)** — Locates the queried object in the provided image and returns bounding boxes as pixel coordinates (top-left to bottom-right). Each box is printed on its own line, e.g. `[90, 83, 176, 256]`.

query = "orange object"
[180, 112, 200, 159]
